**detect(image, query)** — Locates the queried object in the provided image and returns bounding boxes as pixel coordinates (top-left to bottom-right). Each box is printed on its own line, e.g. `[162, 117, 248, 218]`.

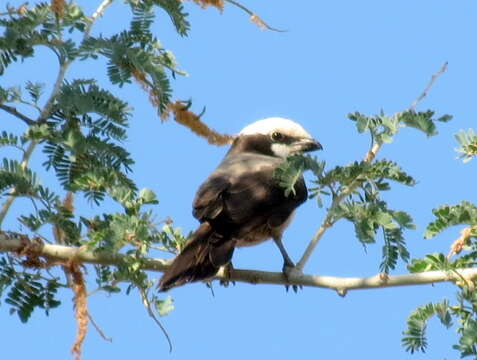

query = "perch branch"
[0, 231, 474, 294]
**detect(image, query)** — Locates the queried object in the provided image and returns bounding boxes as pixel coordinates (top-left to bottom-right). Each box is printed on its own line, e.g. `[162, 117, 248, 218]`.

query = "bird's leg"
[273, 235, 303, 292]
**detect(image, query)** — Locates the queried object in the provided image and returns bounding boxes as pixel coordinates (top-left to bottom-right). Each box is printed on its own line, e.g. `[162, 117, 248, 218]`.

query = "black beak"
[295, 138, 323, 153]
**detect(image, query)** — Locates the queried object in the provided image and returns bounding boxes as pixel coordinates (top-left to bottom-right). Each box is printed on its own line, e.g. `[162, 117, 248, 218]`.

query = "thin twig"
[224, 0, 287, 32]
[409, 61, 448, 111]
[88, 312, 112, 342]
[0, 104, 35, 125]
[139, 288, 173, 353]
[296, 62, 449, 271]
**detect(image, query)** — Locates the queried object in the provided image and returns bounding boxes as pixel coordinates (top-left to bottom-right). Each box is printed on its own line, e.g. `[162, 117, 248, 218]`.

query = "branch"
[296, 62, 449, 271]
[39, 0, 114, 122]
[84, 0, 114, 39]
[0, 104, 35, 125]
[0, 140, 37, 228]
[1, 231, 475, 294]
[224, 0, 287, 32]
[409, 61, 448, 112]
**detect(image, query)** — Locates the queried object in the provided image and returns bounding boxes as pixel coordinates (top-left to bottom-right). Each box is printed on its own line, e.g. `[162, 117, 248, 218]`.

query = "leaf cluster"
[0, 256, 62, 323]
[456, 129, 477, 163]
[0, 2, 88, 73]
[425, 201, 477, 239]
[402, 286, 477, 359]
[349, 110, 452, 144]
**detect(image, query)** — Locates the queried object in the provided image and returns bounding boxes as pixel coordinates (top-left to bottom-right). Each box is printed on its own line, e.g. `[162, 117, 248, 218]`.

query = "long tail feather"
[158, 222, 234, 291]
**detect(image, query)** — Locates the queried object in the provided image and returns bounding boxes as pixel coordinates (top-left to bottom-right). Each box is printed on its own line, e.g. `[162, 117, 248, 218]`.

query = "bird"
[158, 117, 322, 291]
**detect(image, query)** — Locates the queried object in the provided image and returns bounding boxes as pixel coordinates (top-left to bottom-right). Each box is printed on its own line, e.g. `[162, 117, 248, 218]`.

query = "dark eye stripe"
[271, 132, 283, 141]
[271, 132, 295, 144]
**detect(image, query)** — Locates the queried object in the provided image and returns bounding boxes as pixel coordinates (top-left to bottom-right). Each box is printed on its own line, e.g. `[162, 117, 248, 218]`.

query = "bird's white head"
[239, 117, 311, 138]
[238, 117, 321, 158]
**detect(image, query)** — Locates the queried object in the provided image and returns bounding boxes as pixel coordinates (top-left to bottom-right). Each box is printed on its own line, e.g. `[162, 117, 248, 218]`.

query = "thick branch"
[0, 231, 474, 293]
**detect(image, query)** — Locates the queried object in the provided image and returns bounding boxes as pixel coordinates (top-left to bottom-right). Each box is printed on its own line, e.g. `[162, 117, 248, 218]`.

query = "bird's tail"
[158, 222, 235, 291]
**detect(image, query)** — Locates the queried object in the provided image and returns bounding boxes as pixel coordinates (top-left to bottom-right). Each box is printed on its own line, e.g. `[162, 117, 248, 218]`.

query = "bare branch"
[88, 312, 112, 343]
[224, 0, 287, 32]
[84, 0, 114, 39]
[139, 289, 173, 352]
[0, 104, 35, 125]
[409, 61, 448, 111]
[1, 231, 474, 293]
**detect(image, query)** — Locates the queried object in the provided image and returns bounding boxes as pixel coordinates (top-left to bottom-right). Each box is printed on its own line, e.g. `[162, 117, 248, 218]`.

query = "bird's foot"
[282, 262, 303, 293]
[219, 262, 236, 288]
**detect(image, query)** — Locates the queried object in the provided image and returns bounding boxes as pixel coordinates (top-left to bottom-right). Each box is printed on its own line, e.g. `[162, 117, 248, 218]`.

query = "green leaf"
[139, 188, 159, 205]
[402, 300, 452, 354]
[455, 129, 477, 163]
[398, 110, 452, 137]
[425, 201, 477, 239]
[25, 81, 44, 104]
[156, 296, 174, 316]
[408, 253, 450, 273]
[275, 154, 325, 197]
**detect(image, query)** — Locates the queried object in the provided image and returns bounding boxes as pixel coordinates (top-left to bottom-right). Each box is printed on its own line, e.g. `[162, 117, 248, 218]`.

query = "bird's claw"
[219, 263, 236, 287]
[282, 262, 303, 293]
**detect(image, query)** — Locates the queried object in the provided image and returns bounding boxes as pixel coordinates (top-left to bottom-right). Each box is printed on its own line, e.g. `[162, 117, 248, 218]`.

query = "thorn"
[337, 288, 347, 297]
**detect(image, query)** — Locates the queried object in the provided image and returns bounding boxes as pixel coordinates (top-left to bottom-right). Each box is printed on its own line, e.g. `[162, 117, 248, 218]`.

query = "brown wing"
[192, 154, 307, 237]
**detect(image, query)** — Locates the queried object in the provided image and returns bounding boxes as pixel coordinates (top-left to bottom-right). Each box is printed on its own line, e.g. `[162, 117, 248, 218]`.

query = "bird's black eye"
[271, 131, 283, 142]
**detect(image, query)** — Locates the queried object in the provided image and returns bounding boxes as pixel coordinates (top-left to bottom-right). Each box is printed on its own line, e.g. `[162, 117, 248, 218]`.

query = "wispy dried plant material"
[52, 192, 74, 245]
[51, 0, 65, 18]
[63, 191, 75, 213]
[163, 101, 234, 146]
[250, 14, 266, 30]
[191, 0, 224, 11]
[68, 263, 88, 360]
[448, 227, 475, 259]
[131, 69, 164, 112]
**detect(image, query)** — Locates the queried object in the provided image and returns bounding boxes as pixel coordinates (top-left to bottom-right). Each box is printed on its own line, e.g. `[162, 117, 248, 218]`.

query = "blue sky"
[2, 0, 477, 359]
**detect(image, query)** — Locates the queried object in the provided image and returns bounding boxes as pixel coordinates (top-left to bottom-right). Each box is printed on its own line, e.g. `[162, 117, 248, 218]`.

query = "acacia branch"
[224, 0, 286, 32]
[0, 231, 474, 294]
[296, 62, 449, 271]
[0, 104, 35, 125]
[409, 61, 448, 112]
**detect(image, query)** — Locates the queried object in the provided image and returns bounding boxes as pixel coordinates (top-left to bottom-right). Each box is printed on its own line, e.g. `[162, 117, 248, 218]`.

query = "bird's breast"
[235, 211, 296, 247]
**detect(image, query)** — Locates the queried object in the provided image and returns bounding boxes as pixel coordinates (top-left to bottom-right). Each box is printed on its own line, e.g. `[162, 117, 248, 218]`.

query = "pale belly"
[234, 211, 295, 247]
